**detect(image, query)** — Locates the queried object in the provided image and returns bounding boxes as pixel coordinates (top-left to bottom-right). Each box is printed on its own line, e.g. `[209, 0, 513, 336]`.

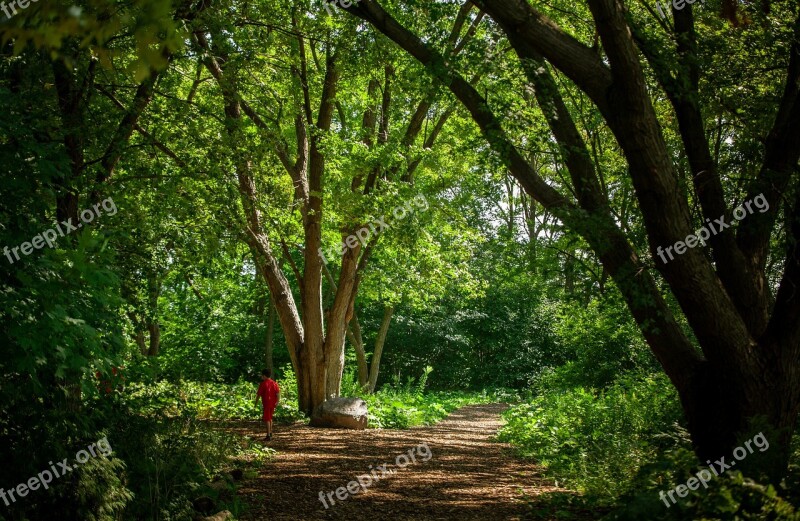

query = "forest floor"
[224, 403, 595, 520]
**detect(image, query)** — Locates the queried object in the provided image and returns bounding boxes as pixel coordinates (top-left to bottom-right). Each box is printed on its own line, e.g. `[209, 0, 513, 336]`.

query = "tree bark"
[129, 314, 147, 356]
[145, 270, 161, 357]
[146, 321, 160, 357]
[265, 297, 276, 374]
[347, 314, 369, 390]
[368, 305, 395, 392]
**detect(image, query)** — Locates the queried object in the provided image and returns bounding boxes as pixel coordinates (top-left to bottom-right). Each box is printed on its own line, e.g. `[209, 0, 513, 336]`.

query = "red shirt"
[96, 366, 124, 394]
[257, 378, 280, 408]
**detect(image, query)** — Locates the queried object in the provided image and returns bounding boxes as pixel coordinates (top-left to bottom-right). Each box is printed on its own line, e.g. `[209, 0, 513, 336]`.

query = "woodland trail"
[226, 403, 583, 520]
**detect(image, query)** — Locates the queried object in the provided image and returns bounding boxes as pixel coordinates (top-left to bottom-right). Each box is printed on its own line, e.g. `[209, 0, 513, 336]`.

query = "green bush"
[606, 422, 800, 519]
[608, 447, 800, 520]
[498, 371, 683, 501]
[106, 384, 275, 520]
[124, 365, 305, 424]
[1, 441, 134, 521]
[71, 456, 134, 521]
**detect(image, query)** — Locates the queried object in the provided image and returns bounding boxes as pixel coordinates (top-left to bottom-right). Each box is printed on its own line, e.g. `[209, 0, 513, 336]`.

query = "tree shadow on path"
[225, 403, 594, 520]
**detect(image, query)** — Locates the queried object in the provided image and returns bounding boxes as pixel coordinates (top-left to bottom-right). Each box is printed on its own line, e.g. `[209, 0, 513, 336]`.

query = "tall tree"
[340, 0, 800, 478]
[187, 1, 476, 414]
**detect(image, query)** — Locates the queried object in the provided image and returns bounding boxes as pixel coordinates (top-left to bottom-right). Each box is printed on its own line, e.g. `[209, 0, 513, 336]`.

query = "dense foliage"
[500, 372, 683, 499]
[2, 0, 799, 519]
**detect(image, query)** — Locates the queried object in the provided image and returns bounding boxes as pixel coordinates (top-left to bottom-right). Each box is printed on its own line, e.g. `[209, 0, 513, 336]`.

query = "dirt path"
[227, 403, 568, 520]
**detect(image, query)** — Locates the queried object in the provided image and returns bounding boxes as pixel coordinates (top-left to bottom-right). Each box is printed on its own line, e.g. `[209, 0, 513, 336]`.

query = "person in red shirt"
[255, 368, 280, 441]
[95, 366, 125, 395]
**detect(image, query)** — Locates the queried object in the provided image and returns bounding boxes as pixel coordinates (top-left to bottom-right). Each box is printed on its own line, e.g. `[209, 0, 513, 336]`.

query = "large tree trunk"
[302, 48, 340, 412]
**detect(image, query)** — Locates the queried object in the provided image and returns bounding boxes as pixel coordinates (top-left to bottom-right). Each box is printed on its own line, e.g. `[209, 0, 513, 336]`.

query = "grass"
[124, 366, 516, 429]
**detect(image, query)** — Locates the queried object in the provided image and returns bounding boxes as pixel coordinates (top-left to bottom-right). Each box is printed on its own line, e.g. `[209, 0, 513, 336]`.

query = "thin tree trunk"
[564, 253, 575, 296]
[324, 261, 369, 393]
[324, 242, 360, 398]
[347, 314, 369, 390]
[146, 322, 160, 357]
[146, 271, 161, 357]
[127, 312, 148, 355]
[325, 335, 346, 398]
[135, 328, 147, 355]
[265, 297, 275, 374]
[368, 305, 395, 392]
